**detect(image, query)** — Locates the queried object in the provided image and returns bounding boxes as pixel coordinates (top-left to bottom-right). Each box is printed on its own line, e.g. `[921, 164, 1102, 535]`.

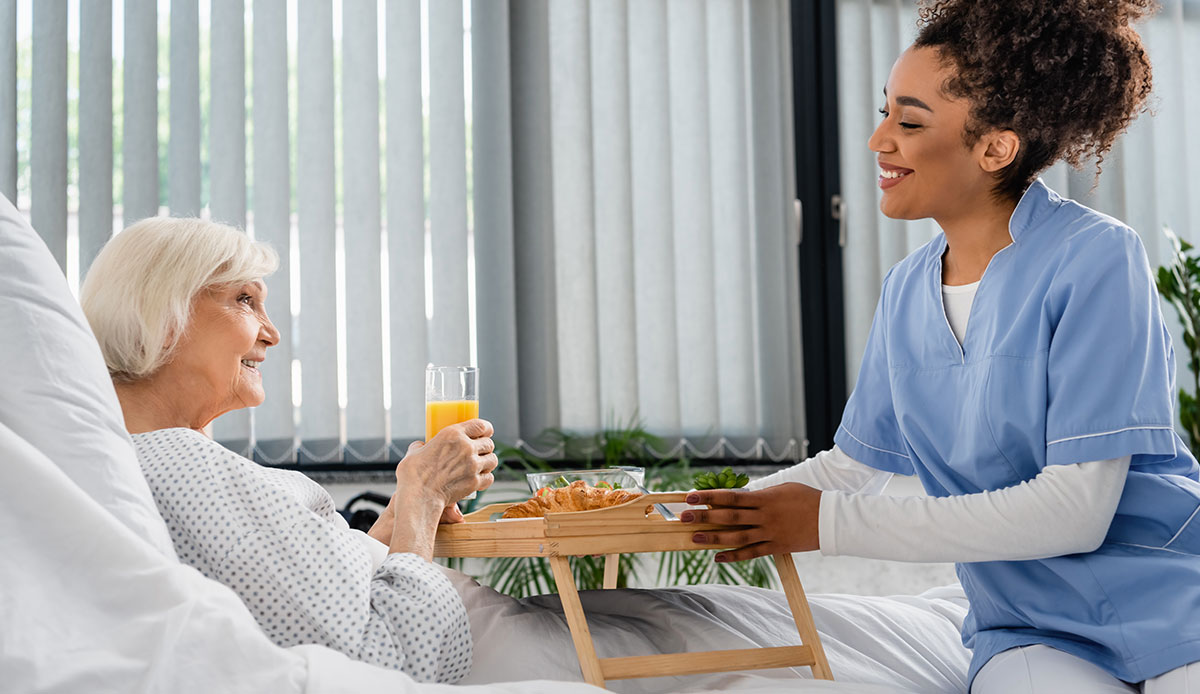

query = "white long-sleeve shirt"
[752, 279, 1131, 563]
[748, 446, 1129, 562]
[132, 427, 472, 683]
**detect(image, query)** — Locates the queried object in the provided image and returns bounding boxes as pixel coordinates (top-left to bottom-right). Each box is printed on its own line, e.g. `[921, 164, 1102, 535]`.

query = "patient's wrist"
[366, 513, 392, 545]
[388, 489, 444, 560]
[395, 486, 447, 517]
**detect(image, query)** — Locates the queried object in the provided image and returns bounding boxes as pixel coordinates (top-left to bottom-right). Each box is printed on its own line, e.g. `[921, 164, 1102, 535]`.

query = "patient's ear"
[978, 129, 1020, 173]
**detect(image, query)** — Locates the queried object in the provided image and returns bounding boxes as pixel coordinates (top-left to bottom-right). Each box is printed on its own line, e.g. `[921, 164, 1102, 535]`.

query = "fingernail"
[715, 554, 727, 563]
[692, 533, 707, 543]
[686, 493, 700, 504]
[679, 511, 694, 522]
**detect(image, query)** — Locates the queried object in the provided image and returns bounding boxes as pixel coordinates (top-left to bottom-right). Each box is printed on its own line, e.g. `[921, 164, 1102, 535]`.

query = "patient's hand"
[401, 419, 499, 505]
[386, 420, 498, 559]
[680, 483, 822, 562]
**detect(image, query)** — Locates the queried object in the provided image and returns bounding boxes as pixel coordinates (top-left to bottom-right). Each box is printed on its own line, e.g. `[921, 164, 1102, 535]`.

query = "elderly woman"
[79, 217, 497, 684]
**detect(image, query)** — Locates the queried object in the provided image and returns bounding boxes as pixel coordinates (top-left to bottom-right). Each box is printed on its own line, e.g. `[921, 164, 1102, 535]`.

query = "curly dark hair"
[914, 0, 1156, 201]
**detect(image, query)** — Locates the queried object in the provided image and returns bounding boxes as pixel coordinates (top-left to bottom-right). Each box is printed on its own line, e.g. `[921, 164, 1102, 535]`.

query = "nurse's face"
[867, 46, 1004, 221]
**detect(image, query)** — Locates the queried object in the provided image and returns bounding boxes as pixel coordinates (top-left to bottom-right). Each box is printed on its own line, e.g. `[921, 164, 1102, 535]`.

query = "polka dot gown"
[133, 428, 472, 683]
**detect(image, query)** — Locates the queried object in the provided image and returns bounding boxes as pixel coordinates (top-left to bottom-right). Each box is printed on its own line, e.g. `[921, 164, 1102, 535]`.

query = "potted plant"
[1155, 226, 1200, 453]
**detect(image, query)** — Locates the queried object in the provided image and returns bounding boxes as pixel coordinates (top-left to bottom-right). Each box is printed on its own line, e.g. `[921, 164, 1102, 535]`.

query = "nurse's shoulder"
[1042, 196, 1152, 287]
[1037, 195, 1156, 325]
[1051, 195, 1145, 258]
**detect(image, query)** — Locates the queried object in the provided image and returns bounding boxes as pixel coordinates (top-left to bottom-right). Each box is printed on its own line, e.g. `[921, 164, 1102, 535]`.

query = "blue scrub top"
[835, 180, 1200, 685]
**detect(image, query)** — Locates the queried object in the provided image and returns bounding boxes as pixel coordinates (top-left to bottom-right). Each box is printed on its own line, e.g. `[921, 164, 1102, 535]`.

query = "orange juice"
[425, 399, 479, 441]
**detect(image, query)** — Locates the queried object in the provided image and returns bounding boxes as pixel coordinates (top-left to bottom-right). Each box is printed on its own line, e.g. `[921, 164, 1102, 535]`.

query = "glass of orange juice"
[425, 365, 480, 498]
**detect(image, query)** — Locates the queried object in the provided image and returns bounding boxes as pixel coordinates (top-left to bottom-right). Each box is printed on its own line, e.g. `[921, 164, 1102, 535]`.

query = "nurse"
[684, 0, 1200, 692]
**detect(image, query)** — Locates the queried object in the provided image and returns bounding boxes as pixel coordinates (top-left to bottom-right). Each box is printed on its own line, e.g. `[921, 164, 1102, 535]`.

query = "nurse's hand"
[681, 483, 822, 562]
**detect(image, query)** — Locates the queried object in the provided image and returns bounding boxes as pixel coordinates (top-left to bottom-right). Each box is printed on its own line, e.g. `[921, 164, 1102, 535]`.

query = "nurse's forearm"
[820, 456, 1130, 562]
[748, 444, 893, 495]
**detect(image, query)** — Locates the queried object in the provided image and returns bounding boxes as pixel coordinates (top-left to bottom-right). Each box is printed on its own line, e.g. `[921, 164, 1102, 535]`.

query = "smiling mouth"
[878, 167, 912, 189]
[240, 359, 260, 370]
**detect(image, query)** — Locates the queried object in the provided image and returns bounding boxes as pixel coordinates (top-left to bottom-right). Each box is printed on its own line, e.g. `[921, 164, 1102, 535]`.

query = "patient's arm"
[132, 428, 472, 683]
[748, 444, 893, 495]
[387, 487, 447, 559]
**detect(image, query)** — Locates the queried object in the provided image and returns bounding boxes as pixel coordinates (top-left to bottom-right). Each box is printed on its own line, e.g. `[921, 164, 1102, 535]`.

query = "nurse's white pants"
[972, 645, 1199, 694]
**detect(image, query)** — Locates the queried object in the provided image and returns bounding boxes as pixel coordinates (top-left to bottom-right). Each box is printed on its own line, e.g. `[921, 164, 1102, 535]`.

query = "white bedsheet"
[454, 569, 970, 693]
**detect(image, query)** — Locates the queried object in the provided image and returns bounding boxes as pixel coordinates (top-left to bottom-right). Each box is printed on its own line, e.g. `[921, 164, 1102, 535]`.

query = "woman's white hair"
[81, 217, 278, 382]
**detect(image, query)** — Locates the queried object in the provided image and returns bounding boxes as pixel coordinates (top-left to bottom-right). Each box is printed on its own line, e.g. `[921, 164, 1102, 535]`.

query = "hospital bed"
[0, 195, 972, 693]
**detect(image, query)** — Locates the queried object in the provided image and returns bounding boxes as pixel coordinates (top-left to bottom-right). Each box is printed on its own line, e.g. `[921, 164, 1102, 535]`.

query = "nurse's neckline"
[937, 179, 1060, 285]
[941, 241, 1011, 286]
[933, 242, 1012, 363]
[941, 279, 981, 292]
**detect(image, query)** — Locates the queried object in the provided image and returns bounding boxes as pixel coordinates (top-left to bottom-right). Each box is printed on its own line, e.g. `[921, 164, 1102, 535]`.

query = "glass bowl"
[525, 466, 646, 494]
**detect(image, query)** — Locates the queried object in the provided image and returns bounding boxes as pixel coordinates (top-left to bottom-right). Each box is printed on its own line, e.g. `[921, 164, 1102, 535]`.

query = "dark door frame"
[792, 0, 847, 455]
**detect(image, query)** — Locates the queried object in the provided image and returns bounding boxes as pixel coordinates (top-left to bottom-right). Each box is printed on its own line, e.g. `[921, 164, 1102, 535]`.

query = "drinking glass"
[425, 365, 480, 498]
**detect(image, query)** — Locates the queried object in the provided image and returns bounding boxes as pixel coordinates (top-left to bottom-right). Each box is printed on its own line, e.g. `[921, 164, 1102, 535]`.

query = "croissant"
[501, 480, 642, 519]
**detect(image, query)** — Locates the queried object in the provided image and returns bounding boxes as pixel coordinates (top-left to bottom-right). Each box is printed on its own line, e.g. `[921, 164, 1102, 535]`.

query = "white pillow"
[0, 418, 310, 693]
[0, 194, 175, 556]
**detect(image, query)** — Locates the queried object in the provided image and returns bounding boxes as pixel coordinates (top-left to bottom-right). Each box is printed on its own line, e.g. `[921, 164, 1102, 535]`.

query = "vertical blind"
[4, 0, 805, 465]
[499, 0, 805, 460]
[836, 0, 1200, 388]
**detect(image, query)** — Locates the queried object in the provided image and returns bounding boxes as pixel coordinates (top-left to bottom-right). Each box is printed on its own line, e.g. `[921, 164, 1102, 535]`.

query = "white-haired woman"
[81, 217, 497, 683]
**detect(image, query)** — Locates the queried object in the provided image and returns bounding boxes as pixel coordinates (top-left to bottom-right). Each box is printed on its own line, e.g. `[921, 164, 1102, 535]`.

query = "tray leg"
[603, 553, 619, 589]
[550, 555, 607, 688]
[774, 553, 834, 680]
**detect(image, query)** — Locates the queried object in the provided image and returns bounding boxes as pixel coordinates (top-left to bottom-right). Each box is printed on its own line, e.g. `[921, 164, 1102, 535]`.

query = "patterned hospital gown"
[132, 427, 472, 683]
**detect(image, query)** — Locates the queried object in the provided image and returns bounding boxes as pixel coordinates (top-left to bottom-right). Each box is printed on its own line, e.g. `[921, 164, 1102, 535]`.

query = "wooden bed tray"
[434, 492, 834, 689]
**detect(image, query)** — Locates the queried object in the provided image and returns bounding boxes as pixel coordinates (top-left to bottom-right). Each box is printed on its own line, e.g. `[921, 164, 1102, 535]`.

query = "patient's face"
[166, 280, 279, 419]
